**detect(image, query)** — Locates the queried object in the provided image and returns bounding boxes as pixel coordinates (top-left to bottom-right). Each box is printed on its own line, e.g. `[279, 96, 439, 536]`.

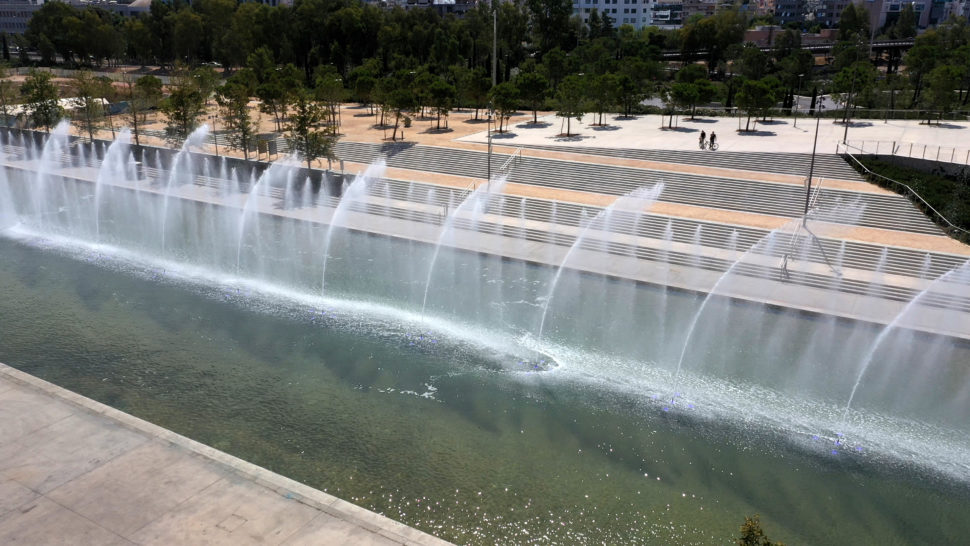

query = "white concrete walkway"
[0, 363, 451, 546]
[458, 113, 970, 159]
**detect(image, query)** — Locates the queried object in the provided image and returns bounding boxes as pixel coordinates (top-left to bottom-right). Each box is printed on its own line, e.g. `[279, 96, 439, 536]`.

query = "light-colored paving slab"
[457, 113, 970, 157]
[0, 363, 452, 546]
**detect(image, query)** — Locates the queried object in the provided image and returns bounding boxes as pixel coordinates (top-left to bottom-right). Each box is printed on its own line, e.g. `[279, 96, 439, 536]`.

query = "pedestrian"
[699, 130, 706, 149]
[709, 131, 717, 148]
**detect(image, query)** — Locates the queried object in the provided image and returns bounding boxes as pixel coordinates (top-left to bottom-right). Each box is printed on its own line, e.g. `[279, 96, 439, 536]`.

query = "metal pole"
[487, 108, 492, 189]
[842, 77, 854, 144]
[492, 7, 497, 88]
[794, 73, 803, 128]
[804, 116, 820, 227]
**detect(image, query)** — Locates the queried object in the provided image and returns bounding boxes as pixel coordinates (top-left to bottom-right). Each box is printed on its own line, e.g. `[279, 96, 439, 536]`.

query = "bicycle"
[708, 140, 718, 151]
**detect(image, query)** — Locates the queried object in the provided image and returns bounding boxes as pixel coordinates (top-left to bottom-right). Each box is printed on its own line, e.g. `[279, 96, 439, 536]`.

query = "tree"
[489, 81, 518, 132]
[387, 80, 417, 141]
[428, 77, 456, 130]
[614, 74, 642, 117]
[737, 514, 785, 546]
[173, 9, 205, 63]
[160, 70, 206, 146]
[515, 71, 548, 124]
[669, 82, 700, 121]
[588, 73, 618, 126]
[527, 0, 573, 54]
[20, 69, 62, 133]
[314, 65, 346, 135]
[921, 65, 962, 124]
[891, 4, 918, 40]
[121, 74, 162, 147]
[837, 3, 870, 43]
[287, 89, 336, 171]
[192, 65, 220, 107]
[904, 30, 941, 107]
[736, 79, 775, 132]
[0, 64, 16, 127]
[832, 61, 876, 123]
[71, 70, 107, 142]
[257, 63, 302, 132]
[460, 67, 491, 121]
[555, 74, 586, 136]
[215, 81, 257, 160]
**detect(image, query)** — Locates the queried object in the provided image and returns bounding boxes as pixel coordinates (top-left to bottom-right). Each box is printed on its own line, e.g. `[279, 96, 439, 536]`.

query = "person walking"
[699, 130, 706, 149]
[709, 131, 717, 150]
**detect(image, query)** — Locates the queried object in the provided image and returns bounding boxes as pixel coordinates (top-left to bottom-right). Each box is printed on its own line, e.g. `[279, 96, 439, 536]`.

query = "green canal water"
[1, 235, 969, 545]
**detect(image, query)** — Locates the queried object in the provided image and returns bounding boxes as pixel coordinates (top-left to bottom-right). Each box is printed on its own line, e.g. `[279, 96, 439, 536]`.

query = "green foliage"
[216, 81, 257, 160]
[855, 157, 970, 242]
[514, 71, 548, 124]
[555, 74, 586, 135]
[70, 70, 109, 141]
[837, 3, 870, 43]
[15, 0, 970, 134]
[256, 63, 302, 132]
[0, 64, 17, 126]
[428, 77, 456, 130]
[833, 61, 877, 122]
[737, 514, 785, 546]
[287, 89, 336, 170]
[489, 81, 519, 132]
[160, 69, 206, 146]
[736, 78, 776, 131]
[922, 65, 963, 122]
[121, 73, 162, 147]
[20, 69, 62, 132]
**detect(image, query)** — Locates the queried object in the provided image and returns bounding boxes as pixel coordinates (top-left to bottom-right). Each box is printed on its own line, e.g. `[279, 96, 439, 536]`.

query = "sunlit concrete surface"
[0, 363, 452, 546]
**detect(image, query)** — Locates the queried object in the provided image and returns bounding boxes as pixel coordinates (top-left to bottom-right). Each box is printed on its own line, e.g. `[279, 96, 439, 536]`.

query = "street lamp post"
[794, 73, 804, 128]
[209, 114, 219, 156]
[842, 75, 856, 145]
[486, 105, 493, 189]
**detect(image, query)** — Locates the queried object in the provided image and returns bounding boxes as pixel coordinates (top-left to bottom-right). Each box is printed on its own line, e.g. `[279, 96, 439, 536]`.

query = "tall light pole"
[492, 6, 498, 88]
[842, 75, 855, 145]
[486, 103, 493, 190]
[794, 73, 804, 128]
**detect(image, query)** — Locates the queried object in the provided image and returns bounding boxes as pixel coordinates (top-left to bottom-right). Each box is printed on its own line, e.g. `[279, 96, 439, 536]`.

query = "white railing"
[843, 140, 970, 165]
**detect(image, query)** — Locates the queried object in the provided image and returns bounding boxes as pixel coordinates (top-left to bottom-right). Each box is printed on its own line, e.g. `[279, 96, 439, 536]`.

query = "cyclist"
[709, 131, 717, 150]
[699, 130, 706, 149]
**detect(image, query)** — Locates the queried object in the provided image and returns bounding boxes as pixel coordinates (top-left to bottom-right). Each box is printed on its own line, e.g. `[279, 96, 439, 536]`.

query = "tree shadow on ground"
[378, 141, 416, 157]
[757, 119, 787, 125]
[736, 130, 777, 136]
[591, 125, 620, 131]
[492, 131, 518, 139]
[421, 127, 454, 135]
[551, 134, 592, 142]
[660, 126, 697, 132]
[923, 122, 966, 130]
[833, 120, 874, 128]
[463, 118, 490, 124]
[683, 118, 718, 124]
[515, 121, 552, 129]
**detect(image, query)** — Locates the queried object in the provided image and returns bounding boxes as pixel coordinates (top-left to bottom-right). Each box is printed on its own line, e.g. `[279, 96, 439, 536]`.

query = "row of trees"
[18, 0, 968, 112]
[8, 65, 336, 171]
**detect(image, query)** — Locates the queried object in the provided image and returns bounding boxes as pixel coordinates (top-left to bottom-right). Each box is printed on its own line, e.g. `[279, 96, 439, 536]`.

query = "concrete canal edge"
[0, 362, 452, 545]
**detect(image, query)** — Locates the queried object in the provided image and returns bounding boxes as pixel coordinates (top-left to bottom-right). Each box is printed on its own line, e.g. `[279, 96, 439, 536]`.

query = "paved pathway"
[0, 363, 451, 546]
